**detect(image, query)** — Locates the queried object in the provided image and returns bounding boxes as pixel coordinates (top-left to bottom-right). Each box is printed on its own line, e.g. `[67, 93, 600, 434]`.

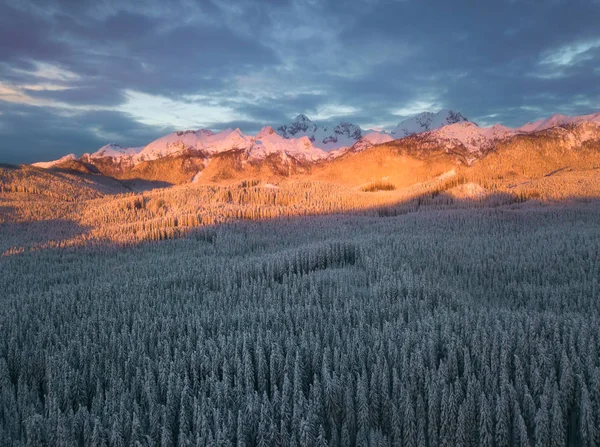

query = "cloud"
[117, 90, 238, 129]
[1, 0, 600, 162]
[11, 61, 81, 83]
[25, 85, 126, 107]
[541, 38, 600, 67]
[0, 102, 173, 164]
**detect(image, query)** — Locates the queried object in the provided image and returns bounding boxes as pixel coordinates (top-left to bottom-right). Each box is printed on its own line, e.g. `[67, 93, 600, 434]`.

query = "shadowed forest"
[1, 194, 600, 445]
[2, 136, 600, 446]
[3, 0, 600, 443]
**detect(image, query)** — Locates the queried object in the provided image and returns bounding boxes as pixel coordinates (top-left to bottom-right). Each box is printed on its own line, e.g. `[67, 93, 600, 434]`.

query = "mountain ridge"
[391, 109, 469, 137]
[28, 109, 600, 185]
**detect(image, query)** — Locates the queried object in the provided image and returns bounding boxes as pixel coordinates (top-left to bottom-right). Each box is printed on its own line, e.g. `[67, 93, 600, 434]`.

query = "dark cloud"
[25, 84, 126, 106]
[0, 2, 71, 63]
[0, 103, 173, 164]
[1, 0, 600, 163]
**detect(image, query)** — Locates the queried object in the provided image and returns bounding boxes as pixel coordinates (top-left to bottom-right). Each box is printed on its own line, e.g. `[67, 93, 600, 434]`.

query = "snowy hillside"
[135, 129, 252, 162]
[517, 112, 600, 133]
[90, 144, 143, 159]
[249, 127, 327, 161]
[415, 114, 600, 155]
[31, 154, 77, 169]
[392, 109, 469, 137]
[420, 122, 515, 153]
[350, 132, 394, 152]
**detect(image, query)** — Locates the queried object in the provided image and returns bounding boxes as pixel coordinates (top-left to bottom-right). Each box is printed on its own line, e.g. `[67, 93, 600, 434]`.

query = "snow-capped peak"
[250, 130, 327, 162]
[28, 109, 600, 172]
[415, 121, 516, 154]
[330, 122, 362, 141]
[517, 112, 600, 133]
[293, 114, 312, 124]
[91, 144, 143, 159]
[256, 126, 276, 138]
[134, 128, 253, 162]
[31, 154, 77, 169]
[276, 115, 364, 151]
[277, 115, 318, 140]
[392, 109, 469, 137]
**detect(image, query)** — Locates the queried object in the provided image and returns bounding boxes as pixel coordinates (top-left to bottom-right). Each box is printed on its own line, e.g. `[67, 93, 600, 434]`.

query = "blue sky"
[1, 0, 599, 163]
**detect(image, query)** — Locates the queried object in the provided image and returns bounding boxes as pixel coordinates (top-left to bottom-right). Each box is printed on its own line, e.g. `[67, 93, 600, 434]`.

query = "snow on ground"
[350, 132, 395, 152]
[135, 129, 253, 162]
[29, 110, 600, 168]
[517, 112, 600, 133]
[31, 154, 77, 169]
[392, 109, 468, 137]
[447, 182, 488, 199]
[276, 115, 363, 151]
[191, 171, 203, 183]
[250, 127, 328, 161]
[90, 144, 143, 159]
[425, 122, 516, 153]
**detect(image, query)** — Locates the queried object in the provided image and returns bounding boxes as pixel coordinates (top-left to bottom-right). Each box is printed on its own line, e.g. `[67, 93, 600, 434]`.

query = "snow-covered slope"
[392, 109, 468, 137]
[32, 154, 77, 169]
[350, 132, 394, 152]
[90, 144, 143, 159]
[276, 115, 364, 151]
[517, 112, 600, 133]
[249, 127, 327, 161]
[416, 122, 516, 154]
[135, 128, 252, 162]
[29, 109, 600, 174]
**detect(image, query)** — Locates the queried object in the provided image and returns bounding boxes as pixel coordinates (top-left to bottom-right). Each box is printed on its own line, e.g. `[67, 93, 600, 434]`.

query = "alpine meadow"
[2, 0, 600, 446]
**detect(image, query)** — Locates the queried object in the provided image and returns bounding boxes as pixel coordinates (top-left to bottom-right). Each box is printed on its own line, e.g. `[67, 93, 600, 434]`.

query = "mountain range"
[30, 109, 469, 168]
[29, 109, 600, 185]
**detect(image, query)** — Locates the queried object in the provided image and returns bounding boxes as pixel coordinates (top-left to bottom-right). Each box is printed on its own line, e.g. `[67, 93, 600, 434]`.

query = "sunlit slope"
[4, 121, 600, 254]
[309, 144, 459, 188]
[198, 152, 312, 185]
[0, 164, 126, 200]
[67, 121, 600, 191]
[466, 126, 600, 199]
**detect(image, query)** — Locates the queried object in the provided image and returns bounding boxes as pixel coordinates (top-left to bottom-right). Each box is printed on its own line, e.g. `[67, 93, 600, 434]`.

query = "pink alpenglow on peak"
[90, 144, 143, 159]
[350, 132, 394, 152]
[517, 112, 600, 133]
[276, 115, 364, 151]
[135, 128, 253, 162]
[420, 121, 516, 153]
[31, 154, 77, 169]
[251, 127, 327, 161]
[27, 109, 600, 169]
[392, 109, 469, 137]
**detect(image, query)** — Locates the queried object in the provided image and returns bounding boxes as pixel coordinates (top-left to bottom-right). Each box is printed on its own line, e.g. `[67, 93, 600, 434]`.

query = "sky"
[1, 0, 600, 164]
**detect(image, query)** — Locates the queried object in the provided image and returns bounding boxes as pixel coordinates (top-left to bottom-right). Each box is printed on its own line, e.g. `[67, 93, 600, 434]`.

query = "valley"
[1, 109, 600, 446]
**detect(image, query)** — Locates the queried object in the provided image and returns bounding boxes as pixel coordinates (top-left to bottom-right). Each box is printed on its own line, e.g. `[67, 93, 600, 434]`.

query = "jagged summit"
[293, 114, 312, 123]
[518, 111, 600, 133]
[276, 115, 364, 150]
[90, 144, 143, 159]
[392, 109, 469, 137]
[256, 126, 276, 138]
[277, 115, 318, 140]
[29, 109, 600, 181]
[330, 122, 362, 141]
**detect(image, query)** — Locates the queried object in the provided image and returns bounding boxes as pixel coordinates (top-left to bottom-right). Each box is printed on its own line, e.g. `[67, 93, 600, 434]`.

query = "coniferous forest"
[4, 0, 600, 445]
[1, 203, 599, 446]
